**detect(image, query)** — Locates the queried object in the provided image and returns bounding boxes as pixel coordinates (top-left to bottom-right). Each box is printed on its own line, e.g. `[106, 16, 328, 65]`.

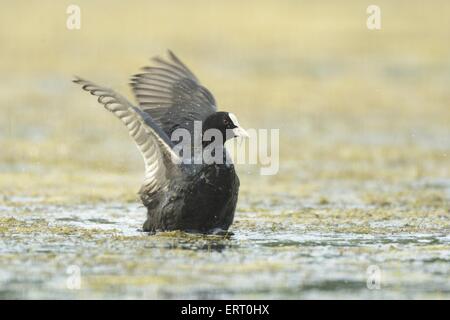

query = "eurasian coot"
[73, 51, 248, 234]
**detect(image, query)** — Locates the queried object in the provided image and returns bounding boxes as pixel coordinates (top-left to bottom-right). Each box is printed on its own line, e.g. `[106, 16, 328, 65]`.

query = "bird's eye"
[223, 119, 229, 125]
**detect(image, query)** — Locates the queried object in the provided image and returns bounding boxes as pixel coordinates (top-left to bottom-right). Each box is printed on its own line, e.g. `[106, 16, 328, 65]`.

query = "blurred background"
[0, 0, 449, 299]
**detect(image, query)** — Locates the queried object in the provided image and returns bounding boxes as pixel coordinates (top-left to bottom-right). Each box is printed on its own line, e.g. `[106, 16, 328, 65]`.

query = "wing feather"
[130, 50, 217, 137]
[73, 77, 180, 195]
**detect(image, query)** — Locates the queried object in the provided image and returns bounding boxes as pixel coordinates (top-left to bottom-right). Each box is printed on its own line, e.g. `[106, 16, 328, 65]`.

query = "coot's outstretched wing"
[73, 77, 180, 194]
[130, 50, 217, 137]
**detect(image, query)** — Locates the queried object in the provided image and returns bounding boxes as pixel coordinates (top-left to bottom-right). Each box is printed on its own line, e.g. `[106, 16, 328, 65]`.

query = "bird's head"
[203, 112, 249, 144]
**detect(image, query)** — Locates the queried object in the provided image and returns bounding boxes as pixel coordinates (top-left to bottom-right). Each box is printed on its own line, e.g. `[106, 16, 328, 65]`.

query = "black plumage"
[73, 51, 247, 234]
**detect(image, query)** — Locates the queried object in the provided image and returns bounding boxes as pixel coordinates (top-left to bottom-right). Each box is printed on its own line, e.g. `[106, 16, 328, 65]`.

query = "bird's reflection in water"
[143, 230, 236, 252]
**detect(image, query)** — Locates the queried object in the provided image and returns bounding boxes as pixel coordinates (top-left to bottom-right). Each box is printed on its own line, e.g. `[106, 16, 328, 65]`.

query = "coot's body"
[74, 51, 247, 233]
[142, 162, 239, 233]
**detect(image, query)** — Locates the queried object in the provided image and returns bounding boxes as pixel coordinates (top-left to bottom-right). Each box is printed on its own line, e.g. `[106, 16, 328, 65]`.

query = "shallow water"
[1, 192, 449, 299]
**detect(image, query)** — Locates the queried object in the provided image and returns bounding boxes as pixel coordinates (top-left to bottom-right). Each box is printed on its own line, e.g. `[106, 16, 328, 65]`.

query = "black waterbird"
[73, 51, 248, 234]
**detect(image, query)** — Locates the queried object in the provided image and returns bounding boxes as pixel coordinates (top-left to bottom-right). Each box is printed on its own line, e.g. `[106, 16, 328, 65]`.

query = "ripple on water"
[0, 200, 449, 299]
